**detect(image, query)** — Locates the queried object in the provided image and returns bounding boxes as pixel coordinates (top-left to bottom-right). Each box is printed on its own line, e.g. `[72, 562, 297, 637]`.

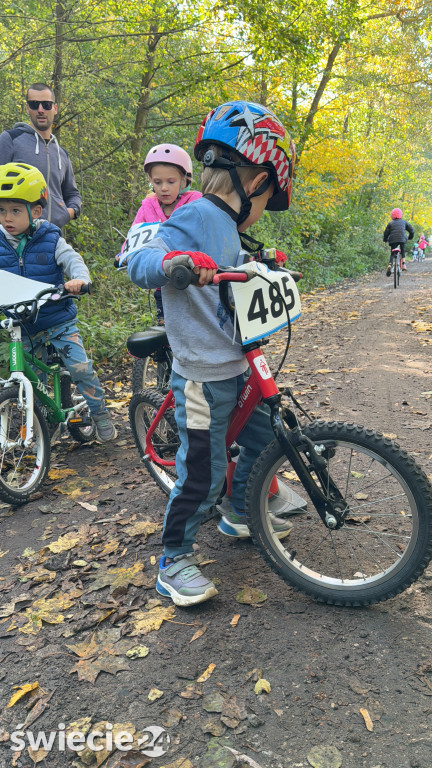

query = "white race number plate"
[119, 222, 160, 266]
[230, 261, 301, 344]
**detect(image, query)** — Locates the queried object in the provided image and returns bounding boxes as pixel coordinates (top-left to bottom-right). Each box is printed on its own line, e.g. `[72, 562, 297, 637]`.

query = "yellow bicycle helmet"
[0, 163, 48, 207]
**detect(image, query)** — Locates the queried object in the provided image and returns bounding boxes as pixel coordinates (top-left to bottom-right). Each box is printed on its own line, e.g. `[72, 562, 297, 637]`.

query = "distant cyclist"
[383, 208, 414, 276]
[417, 234, 429, 259]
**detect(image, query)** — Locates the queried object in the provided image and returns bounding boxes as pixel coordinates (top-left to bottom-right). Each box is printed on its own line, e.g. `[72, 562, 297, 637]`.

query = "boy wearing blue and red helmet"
[128, 101, 296, 606]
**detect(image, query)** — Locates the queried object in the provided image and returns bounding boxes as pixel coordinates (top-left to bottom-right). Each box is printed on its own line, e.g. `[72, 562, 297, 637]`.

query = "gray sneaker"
[217, 497, 293, 540]
[92, 412, 117, 443]
[156, 554, 218, 606]
[268, 479, 308, 516]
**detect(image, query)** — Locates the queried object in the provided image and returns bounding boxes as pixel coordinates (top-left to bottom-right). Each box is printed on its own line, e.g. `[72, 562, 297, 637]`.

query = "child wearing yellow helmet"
[0, 162, 116, 443]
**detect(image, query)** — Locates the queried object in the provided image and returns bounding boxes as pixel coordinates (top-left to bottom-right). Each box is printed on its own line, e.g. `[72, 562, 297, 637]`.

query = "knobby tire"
[245, 420, 432, 606]
[0, 386, 50, 504]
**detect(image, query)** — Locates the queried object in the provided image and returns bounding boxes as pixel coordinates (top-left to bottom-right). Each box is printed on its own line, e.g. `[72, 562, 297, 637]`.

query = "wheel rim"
[0, 398, 45, 492]
[254, 437, 419, 591]
[134, 400, 178, 486]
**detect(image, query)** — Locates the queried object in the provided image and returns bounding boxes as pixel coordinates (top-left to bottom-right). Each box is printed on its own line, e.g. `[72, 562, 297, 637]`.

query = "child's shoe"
[268, 479, 308, 516]
[156, 554, 218, 606]
[92, 412, 117, 443]
[217, 498, 292, 540]
[402, 261, 407, 271]
[386, 265, 392, 277]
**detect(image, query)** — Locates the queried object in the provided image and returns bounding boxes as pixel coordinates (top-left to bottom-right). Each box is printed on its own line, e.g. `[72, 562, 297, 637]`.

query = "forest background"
[1, 0, 432, 364]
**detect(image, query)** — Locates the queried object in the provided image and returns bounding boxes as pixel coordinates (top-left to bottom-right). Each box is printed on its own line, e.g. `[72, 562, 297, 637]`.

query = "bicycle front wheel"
[0, 387, 50, 504]
[132, 353, 172, 394]
[129, 389, 178, 495]
[245, 420, 432, 606]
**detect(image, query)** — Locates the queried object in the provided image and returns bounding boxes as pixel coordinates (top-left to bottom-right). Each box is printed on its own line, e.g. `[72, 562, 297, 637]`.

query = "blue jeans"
[23, 320, 107, 415]
[162, 371, 274, 559]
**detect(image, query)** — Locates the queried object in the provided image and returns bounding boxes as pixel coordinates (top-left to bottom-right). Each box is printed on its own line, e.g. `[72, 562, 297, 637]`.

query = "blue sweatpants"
[24, 320, 107, 415]
[162, 370, 274, 559]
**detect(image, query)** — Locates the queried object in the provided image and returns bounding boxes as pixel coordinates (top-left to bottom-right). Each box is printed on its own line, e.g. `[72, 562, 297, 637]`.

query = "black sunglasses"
[27, 100, 54, 110]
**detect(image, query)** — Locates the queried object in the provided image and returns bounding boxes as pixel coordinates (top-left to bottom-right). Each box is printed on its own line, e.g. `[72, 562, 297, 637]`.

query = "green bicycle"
[0, 282, 95, 505]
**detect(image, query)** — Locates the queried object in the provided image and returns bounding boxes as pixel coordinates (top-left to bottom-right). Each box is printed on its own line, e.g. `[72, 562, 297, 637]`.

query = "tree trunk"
[128, 24, 160, 212]
[53, 0, 66, 136]
[297, 34, 345, 163]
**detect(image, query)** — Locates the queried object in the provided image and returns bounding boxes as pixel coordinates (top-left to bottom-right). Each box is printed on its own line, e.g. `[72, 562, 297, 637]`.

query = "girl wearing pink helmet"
[133, 143, 201, 224]
[383, 208, 414, 275]
[128, 144, 201, 323]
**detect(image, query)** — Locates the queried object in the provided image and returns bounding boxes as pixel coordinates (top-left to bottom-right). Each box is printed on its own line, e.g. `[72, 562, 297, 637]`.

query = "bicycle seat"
[127, 327, 169, 358]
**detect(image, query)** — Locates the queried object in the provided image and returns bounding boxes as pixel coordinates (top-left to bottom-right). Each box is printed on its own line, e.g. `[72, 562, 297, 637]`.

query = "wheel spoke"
[246, 422, 432, 605]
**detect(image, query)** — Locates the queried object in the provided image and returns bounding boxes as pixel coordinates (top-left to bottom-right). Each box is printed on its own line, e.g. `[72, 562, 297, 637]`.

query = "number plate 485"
[230, 262, 301, 344]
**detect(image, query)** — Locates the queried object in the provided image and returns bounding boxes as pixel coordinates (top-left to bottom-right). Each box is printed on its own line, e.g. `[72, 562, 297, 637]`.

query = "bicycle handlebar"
[169, 264, 302, 290]
[0, 283, 92, 325]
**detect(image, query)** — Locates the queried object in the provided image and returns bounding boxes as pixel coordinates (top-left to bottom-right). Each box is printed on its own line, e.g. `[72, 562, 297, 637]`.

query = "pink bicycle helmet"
[391, 208, 403, 219]
[144, 144, 193, 181]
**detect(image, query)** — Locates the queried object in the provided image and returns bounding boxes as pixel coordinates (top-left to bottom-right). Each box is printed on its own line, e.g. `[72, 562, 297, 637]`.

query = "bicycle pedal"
[69, 416, 92, 426]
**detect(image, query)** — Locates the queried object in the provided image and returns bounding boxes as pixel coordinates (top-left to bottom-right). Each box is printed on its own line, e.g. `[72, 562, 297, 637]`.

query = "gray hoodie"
[0, 122, 82, 229]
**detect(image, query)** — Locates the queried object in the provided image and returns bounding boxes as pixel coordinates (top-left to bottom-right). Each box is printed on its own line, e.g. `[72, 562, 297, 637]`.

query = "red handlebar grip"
[213, 272, 248, 285]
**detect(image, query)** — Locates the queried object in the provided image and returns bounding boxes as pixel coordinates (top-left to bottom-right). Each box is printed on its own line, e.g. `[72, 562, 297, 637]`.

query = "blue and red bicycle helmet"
[194, 101, 295, 222]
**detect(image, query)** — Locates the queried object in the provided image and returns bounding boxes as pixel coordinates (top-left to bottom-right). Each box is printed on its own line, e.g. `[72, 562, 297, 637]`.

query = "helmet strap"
[202, 149, 271, 226]
[25, 203, 36, 233]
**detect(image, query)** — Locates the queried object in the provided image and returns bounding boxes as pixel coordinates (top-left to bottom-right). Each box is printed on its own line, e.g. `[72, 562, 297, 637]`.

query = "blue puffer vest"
[0, 221, 76, 335]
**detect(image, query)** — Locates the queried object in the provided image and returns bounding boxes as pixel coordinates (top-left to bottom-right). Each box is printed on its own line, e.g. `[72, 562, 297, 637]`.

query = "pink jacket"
[418, 238, 429, 250]
[131, 190, 202, 225]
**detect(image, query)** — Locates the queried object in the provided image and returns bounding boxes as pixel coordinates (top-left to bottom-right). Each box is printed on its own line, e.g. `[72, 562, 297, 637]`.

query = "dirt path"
[0, 259, 432, 768]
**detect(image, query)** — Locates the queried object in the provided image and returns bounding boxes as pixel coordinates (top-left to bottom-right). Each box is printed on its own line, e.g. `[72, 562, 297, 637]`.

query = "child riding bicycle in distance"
[383, 207, 414, 276]
[129, 100, 297, 606]
[0, 162, 116, 442]
[417, 234, 429, 257]
[117, 144, 201, 325]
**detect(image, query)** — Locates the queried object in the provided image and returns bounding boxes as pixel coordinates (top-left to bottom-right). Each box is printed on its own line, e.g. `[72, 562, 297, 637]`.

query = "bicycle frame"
[1, 321, 87, 446]
[143, 341, 344, 530]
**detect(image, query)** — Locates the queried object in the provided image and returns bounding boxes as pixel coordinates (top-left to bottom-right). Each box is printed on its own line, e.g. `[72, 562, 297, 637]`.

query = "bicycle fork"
[2, 372, 35, 448]
[268, 403, 347, 529]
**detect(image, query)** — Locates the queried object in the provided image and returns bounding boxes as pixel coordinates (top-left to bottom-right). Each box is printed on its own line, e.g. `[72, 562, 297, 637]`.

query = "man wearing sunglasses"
[0, 83, 81, 229]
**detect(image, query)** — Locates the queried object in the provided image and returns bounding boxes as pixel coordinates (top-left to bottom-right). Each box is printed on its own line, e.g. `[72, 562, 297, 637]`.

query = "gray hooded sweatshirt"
[0, 122, 81, 229]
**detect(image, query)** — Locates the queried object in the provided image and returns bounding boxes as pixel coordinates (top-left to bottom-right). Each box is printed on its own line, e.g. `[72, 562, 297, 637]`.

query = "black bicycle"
[128, 327, 172, 393]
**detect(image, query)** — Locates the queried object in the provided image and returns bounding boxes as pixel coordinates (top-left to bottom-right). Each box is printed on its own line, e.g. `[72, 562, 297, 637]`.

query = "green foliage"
[1, 0, 432, 363]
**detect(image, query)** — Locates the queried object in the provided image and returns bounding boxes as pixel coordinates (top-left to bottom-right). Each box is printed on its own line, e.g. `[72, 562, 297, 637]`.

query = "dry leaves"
[68, 627, 133, 684]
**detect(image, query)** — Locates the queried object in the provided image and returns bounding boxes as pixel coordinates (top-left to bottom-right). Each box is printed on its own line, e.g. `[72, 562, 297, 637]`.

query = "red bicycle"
[128, 259, 432, 606]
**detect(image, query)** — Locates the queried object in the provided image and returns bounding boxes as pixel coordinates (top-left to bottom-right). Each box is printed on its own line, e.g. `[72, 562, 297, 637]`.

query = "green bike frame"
[9, 338, 67, 424]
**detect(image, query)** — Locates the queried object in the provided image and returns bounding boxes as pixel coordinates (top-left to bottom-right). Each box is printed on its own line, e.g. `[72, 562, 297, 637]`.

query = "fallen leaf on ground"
[77, 501, 98, 512]
[48, 468, 77, 480]
[28, 746, 49, 765]
[128, 605, 176, 636]
[197, 663, 216, 682]
[236, 587, 267, 605]
[7, 682, 41, 708]
[88, 562, 152, 594]
[47, 532, 81, 553]
[230, 614, 240, 627]
[360, 707, 373, 731]
[126, 645, 150, 659]
[124, 520, 161, 537]
[254, 678, 271, 694]
[51, 478, 93, 497]
[307, 745, 342, 768]
[68, 627, 132, 684]
[190, 626, 207, 642]
[148, 687, 163, 701]
[16, 593, 78, 635]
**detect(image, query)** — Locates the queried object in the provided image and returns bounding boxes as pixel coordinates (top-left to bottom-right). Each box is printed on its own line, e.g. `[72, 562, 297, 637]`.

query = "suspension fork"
[267, 401, 345, 529]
